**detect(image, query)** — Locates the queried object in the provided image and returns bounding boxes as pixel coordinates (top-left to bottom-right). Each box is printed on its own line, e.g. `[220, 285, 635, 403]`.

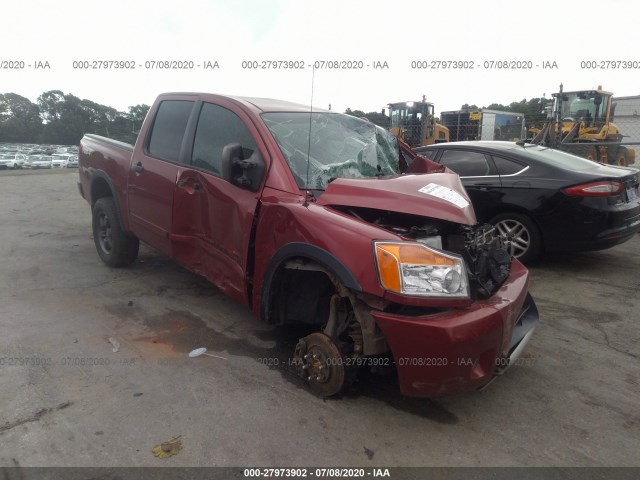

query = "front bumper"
[372, 261, 538, 397]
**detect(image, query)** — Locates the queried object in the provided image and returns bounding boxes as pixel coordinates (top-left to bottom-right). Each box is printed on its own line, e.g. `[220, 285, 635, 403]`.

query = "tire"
[611, 146, 630, 166]
[92, 197, 139, 267]
[490, 212, 542, 263]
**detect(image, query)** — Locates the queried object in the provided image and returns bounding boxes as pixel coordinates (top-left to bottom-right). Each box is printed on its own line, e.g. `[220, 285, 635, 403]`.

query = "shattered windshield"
[262, 112, 399, 189]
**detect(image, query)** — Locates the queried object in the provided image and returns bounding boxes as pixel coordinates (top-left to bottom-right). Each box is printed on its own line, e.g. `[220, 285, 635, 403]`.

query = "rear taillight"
[564, 181, 623, 197]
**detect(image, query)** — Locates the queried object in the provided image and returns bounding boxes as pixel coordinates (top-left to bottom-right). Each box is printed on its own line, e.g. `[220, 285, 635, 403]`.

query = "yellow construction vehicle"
[388, 96, 449, 147]
[529, 84, 636, 166]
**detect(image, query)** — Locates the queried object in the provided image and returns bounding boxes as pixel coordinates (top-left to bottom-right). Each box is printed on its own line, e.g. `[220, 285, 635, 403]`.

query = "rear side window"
[191, 103, 256, 174]
[439, 149, 492, 176]
[147, 100, 194, 162]
[492, 156, 526, 175]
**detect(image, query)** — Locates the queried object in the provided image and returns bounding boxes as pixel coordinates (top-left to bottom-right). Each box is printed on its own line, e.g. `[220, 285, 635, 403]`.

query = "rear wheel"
[92, 197, 139, 267]
[611, 146, 631, 166]
[490, 213, 542, 263]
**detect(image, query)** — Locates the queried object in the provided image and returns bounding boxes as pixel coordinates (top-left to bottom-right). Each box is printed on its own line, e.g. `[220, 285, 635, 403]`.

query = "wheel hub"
[293, 332, 345, 396]
[98, 213, 113, 253]
[495, 219, 530, 258]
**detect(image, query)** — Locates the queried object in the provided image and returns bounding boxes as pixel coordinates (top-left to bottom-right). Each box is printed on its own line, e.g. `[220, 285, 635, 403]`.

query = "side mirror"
[221, 143, 265, 192]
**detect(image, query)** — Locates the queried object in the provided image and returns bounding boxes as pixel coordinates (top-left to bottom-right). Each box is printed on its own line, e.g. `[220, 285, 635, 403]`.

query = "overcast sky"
[2, 0, 639, 115]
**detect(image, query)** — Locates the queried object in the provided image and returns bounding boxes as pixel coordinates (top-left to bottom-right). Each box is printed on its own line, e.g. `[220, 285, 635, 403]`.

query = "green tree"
[344, 108, 366, 118]
[38, 91, 84, 144]
[344, 108, 390, 128]
[364, 111, 390, 128]
[127, 104, 150, 133]
[0, 93, 43, 142]
[37, 90, 66, 123]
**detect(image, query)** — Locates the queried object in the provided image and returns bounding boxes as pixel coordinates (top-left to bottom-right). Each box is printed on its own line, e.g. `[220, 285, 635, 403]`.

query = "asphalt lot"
[0, 169, 638, 468]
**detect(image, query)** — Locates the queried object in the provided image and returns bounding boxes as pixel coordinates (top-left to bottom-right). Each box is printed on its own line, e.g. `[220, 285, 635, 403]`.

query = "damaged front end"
[261, 109, 537, 397]
[315, 199, 536, 396]
[332, 205, 512, 301]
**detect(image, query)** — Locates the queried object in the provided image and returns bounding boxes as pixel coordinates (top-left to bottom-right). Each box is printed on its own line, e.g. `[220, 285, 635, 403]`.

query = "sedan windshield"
[262, 112, 399, 189]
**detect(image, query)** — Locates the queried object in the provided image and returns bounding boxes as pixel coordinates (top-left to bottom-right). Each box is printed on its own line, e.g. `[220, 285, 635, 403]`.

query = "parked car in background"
[51, 154, 71, 168]
[415, 142, 640, 262]
[0, 155, 13, 170]
[66, 155, 79, 168]
[15, 154, 27, 168]
[29, 155, 53, 169]
[0, 154, 25, 169]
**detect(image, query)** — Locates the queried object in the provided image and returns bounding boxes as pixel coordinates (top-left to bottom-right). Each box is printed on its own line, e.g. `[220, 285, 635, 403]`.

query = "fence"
[436, 100, 640, 166]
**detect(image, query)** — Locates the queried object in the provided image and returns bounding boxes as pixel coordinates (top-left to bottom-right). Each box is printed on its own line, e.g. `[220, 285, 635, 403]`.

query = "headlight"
[374, 242, 469, 298]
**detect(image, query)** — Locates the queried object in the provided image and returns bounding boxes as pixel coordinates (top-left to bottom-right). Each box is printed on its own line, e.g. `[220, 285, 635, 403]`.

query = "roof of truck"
[236, 96, 328, 113]
[159, 92, 329, 113]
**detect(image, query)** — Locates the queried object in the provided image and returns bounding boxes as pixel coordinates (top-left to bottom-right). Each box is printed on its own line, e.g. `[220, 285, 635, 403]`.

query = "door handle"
[132, 162, 144, 173]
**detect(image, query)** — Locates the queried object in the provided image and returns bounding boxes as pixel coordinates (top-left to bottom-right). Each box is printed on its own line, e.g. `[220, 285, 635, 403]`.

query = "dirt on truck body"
[78, 92, 539, 397]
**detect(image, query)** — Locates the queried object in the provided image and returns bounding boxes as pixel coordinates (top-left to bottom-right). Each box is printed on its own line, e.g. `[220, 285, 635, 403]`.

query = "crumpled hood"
[316, 173, 477, 225]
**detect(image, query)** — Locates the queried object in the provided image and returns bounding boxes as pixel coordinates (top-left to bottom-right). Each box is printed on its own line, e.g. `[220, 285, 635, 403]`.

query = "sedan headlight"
[374, 242, 469, 298]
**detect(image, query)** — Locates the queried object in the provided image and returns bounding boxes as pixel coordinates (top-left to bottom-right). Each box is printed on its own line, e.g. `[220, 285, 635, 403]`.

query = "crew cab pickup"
[78, 93, 539, 397]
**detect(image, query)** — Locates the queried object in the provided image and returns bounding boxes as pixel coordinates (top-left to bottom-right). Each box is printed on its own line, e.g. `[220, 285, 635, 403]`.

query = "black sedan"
[414, 142, 640, 262]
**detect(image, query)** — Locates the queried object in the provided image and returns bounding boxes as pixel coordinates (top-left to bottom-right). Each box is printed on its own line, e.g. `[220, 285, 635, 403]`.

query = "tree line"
[0, 91, 150, 145]
[1, 92, 549, 146]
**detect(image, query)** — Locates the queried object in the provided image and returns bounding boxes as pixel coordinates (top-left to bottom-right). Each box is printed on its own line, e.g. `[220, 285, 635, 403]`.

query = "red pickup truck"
[78, 92, 538, 397]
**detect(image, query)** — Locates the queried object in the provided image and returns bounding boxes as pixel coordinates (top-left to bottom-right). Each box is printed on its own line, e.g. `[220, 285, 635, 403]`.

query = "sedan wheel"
[490, 213, 542, 263]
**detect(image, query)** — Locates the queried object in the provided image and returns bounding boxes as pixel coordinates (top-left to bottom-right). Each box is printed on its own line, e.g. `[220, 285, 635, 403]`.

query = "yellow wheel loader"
[388, 96, 449, 147]
[529, 84, 636, 166]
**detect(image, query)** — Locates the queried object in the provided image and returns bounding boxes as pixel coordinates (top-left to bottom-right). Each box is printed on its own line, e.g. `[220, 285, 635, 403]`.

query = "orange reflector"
[375, 247, 401, 292]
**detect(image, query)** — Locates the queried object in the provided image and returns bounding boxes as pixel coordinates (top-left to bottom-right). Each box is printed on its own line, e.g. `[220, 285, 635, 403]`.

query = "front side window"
[439, 149, 491, 176]
[147, 100, 194, 162]
[192, 103, 257, 174]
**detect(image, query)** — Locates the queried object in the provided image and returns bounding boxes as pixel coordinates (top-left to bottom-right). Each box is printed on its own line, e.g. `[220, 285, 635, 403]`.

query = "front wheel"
[293, 332, 346, 397]
[490, 213, 542, 263]
[92, 197, 139, 267]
